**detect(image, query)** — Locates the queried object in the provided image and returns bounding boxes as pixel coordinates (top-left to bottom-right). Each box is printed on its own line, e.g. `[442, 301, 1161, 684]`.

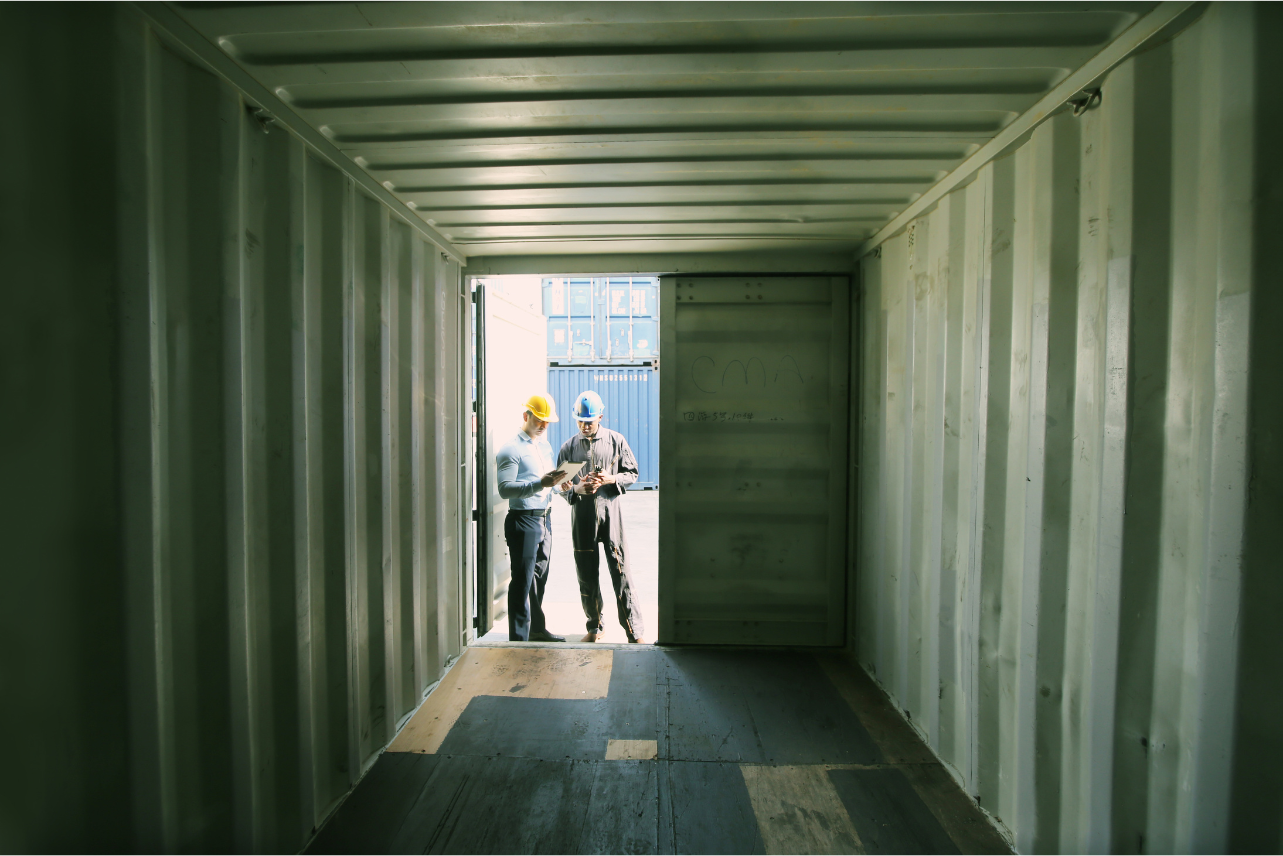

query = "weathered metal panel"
[854, 5, 1278, 851]
[546, 366, 660, 489]
[1, 8, 468, 852]
[660, 276, 850, 646]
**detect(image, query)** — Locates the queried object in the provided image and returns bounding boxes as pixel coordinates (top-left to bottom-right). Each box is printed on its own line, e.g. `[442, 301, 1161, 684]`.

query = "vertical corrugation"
[934, 194, 963, 770]
[1149, 8, 1249, 851]
[261, 113, 304, 853]
[290, 134, 323, 841]
[410, 237, 433, 694]
[962, 166, 992, 802]
[1062, 66, 1130, 852]
[855, 5, 1264, 850]
[380, 205, 402, 744]
[116, 13, 165, 851]
[856, 247, 881, 681]
[918, 203, 948, 751]
[159, 42, 237, 852]
[140, 25, 179, 854]
[1229, 8, 1283, 851]
[341, 177, 366, 791]
[1034, 111, 1081, 855]
[1185, 8, 1253, 851]
[426, 250, 452, 673]
[396, 226, 418, 721]
[905, 217, 930, 734]
[227, 80, 265, 852]
[978, 155, 1015, 825]
[360, 194, 387, 762]
[320, 153, 352, 827]
[444, 255, 467, 652]
[1111, 36, 1174, 856]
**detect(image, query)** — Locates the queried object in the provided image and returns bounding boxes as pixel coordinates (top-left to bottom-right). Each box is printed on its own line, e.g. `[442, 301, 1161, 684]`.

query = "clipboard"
[548, 460, 585, 484]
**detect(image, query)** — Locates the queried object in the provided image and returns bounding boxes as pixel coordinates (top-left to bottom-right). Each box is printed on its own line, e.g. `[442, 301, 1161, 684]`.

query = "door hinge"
[471, 290, 479, 303]
[471, 509, 480, 521]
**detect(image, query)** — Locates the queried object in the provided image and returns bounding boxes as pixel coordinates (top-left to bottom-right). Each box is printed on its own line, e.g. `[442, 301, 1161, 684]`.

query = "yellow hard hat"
[524, 393, 559, 422]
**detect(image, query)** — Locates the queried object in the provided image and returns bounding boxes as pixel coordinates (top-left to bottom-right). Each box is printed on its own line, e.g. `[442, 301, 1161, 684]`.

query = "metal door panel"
[568, 280, 594, 314]
[547, 319, 570, 358]
[660, 276, 850, 645]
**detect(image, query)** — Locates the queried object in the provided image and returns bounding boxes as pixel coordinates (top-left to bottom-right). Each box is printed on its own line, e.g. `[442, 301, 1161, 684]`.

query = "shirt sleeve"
[496, 448, 541, 500]
[613, 435, 639, 490]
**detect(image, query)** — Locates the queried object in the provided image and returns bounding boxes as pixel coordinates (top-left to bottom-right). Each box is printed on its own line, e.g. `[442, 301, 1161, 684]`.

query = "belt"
[508, 507, 551, 517]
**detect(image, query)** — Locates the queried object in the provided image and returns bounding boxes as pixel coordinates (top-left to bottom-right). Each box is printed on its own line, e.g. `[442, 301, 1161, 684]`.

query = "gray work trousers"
[572, 511, 644, 642]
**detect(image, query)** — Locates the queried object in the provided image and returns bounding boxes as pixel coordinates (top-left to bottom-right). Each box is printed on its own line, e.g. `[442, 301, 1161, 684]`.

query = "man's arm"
[591, 434, 638, 492]
[496, 448, 543, 500]
[613, 437, 639, 490]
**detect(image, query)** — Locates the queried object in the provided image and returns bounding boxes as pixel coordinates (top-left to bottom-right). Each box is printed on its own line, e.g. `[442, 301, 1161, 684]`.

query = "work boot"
[581, 632, 598, 643]
[528, 629, 565, 642]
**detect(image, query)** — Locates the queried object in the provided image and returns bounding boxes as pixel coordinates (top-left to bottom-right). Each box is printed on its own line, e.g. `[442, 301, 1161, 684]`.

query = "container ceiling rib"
[169, 1, 1163, 258]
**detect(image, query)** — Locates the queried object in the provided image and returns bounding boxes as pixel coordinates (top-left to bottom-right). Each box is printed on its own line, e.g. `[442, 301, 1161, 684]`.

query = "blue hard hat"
[573, 390, 605, 421]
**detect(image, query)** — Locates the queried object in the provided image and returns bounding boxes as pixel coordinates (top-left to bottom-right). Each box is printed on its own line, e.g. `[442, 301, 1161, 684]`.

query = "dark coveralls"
[556, 428, 645, 642]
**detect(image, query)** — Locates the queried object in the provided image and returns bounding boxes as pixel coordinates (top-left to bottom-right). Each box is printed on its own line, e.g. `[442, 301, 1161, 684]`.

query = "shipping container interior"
[5, 2, 1282, 853]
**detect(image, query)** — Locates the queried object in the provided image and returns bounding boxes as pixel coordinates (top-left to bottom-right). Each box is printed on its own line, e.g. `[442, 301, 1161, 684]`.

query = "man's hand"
[539, 472, 561, 488]
[593, 472, 617, 486]
[574, 476, 599, 495]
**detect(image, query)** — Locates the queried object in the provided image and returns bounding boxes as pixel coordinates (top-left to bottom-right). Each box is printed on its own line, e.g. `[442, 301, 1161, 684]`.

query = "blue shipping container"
[543, 276, 659, 362]
[546, 365, 659, 489]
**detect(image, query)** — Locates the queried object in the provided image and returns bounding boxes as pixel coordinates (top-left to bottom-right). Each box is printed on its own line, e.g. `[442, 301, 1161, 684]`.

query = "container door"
[477, 285, 548, 634]
[659, 276, 850, 645]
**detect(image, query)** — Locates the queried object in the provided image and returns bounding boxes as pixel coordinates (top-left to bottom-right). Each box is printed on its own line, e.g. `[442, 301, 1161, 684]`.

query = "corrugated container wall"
[852, 4, 1283, 853]
[546, 366, 660, 489]
[1, 6, 469, 852]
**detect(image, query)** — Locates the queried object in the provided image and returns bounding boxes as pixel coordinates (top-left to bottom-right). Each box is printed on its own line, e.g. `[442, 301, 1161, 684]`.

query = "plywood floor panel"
[388, 646, 612, 754]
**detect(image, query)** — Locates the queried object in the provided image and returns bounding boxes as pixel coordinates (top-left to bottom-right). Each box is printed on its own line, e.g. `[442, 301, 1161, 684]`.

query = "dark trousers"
[504, 510, 552, 641]
[573, 519, 644, 642]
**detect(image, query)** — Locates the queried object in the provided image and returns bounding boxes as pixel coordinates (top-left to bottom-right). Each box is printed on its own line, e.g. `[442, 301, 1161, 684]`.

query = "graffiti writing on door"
[690, 354, 804, 394]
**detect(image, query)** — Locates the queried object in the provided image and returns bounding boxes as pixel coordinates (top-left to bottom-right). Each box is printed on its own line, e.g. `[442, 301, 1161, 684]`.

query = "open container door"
[659, 276, 850, 645]
[475, 282, 549, 635]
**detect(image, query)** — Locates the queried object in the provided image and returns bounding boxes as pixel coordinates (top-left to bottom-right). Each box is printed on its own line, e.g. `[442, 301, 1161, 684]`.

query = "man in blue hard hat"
[495, 393, 572, 643]
[556, 390, 646, 644]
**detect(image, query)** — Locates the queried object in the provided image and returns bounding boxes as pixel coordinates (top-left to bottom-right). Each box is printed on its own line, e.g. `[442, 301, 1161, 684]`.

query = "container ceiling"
[175, 2, 1156, 257]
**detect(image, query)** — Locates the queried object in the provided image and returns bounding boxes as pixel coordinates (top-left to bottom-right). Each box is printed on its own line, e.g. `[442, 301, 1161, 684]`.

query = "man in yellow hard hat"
[495, 393, 574, 642]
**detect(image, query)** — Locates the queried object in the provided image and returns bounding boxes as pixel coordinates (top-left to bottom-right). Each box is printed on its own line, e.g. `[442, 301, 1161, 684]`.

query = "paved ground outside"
[482, 489, 658, 644]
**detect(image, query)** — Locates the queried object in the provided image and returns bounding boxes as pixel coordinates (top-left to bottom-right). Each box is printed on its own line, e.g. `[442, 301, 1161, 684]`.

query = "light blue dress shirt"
[495, 430, 556, 510]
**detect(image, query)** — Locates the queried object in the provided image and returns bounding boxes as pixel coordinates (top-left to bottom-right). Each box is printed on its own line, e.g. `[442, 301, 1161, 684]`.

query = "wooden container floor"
[307, 646, 1011, 854]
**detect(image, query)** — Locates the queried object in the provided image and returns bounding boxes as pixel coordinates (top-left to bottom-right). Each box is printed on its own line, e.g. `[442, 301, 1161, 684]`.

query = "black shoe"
[528, 630, 565, 642]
